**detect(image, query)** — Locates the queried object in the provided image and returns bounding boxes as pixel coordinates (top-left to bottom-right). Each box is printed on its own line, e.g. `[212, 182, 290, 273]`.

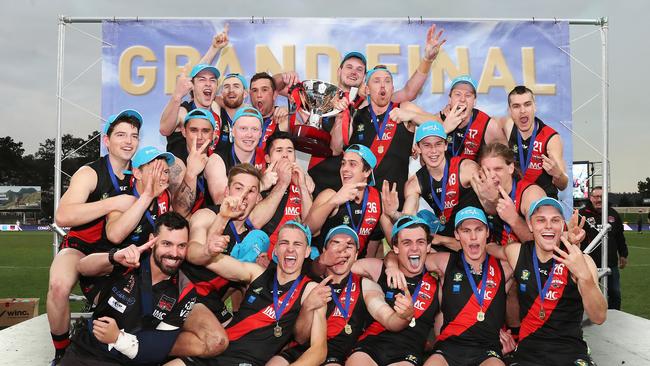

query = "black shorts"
[59, 343, 122, 366]
[180, 356, 259, 366]
[510, 345, 594, 366]
[78, 274, 110, 303]
[196, 295, 233, 324]
[279, 343, 347, 366]
[431, 340, 502, 366]
[350, 340, 421, 366]
[59, 236, 113, 256]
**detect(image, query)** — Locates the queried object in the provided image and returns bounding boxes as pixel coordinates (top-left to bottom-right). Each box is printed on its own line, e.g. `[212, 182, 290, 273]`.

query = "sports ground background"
[1, 230, 649, 320]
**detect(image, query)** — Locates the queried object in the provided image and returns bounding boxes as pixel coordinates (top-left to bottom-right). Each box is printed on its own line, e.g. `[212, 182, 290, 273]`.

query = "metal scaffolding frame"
[54, 16, 611, 294]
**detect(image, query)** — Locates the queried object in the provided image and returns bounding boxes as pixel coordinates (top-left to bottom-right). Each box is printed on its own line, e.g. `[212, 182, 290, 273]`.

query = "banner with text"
[102, 18, 572, 209]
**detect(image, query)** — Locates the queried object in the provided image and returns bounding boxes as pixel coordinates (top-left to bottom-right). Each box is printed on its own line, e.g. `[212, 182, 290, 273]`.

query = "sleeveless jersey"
[514, 241, 588, 353]
[261, 183, 304, 256]
[316, 186, 382, 257]
[348, 103, 414, 209]
[487, 179, 533, 246]
[168, 101, 225, 163]
[415, 157, 481, 238]
[215, 143, 266, 174]
[437, 252, 505, 349]
[218, 263, 311, 366]
[64, 156, 132, 246]
[443, 108, 490, 160]
[308, 116, 343, 196]
[358, 265, 439, 357]
[508, 117, 559, 199]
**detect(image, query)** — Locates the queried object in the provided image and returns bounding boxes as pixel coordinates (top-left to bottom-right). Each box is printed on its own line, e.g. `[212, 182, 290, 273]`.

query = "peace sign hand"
[563, 209, 586, 246]
[381, 181, 399, 221]
[496, 185, 518, 224]
[186, 136, 211, 178]
[554, 237, 593, 283]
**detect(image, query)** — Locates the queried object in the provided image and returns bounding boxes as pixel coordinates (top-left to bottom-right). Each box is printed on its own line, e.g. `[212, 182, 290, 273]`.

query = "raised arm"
[543, 134, 568, 191]
[160, 64, 192, 136]
[77, 239, 154, 277]
[249, 160, 292, 228]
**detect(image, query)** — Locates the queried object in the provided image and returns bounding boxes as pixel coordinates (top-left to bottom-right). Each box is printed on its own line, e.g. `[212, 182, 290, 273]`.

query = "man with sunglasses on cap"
[387, 206, 513, 366]
[437, 75, 507, 160]
[305, 144, 390, 258]
[503, 85, 568, 199]
[345, 215, 440, 366]
[487, 197, 606, 366]
[160, 27, 230, 160]
[269, 225, 414, 366]
[47, 109, 142, 365]
[390, 121, 484, 251]
[333, 65, 437, 211]
[172, 108, 222, 217]
[167, 221, 328, 366]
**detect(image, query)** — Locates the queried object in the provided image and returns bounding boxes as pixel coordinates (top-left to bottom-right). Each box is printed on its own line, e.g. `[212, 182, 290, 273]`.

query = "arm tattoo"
[173, 180, 197, 217]
[168, 163, 184, 194]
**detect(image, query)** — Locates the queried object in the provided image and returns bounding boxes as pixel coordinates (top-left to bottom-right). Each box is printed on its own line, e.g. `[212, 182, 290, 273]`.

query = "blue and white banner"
[102, 18, 572, 208]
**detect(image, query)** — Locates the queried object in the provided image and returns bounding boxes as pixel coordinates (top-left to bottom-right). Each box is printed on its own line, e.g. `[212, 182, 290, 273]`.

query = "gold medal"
[274, 325, 283, 338]
[409, 317, 416, 328]
[344, 323, 352, 335]
[539, 308, 546, 320]
[439, 215, 446, 225]
[477, 311, 485, 322]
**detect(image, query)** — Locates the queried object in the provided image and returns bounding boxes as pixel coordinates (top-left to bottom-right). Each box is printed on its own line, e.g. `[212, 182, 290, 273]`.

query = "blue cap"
[344, 144, 377, 186]
[417, 210, 443, 233]
[324, 225, 360, 249]
[284, 220, 312, 247]
[450, 75, 477, 93]
[415, 121, 447, 143]
[391, 215, 429, 240]
[454, 206, 488, 228]
[341, 51, 367, 67]
[183, 108, 216, 129]
[232, 106, 264, 126]
[190, 64, 220, 79]
[131, 146, 175, 169]
[224, 73, 248, 90]
[103, 109, 143, 135]
[528, 197, 564, 220]
[230, 230, 270, 263]
[365, 66, 392, 83]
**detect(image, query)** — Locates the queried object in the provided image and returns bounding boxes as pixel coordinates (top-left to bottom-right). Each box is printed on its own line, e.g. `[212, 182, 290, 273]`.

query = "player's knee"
[202, 330, 228, 357]
[48, 275, 74, 302]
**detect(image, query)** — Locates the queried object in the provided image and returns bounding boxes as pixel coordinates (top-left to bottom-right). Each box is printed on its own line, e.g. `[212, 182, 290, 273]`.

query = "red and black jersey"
[62, 156, 132, 250]
[261, 183, 304, 256]
[308, 116, 343, 197]
[169, 101, 225, 163]
[102, 188, 171, 248]
[215, 143, 266, 175]
[443, 108, 491, 161]
[437, 252, 505, 349]
[487, 179, 533, 246]
[71, 253, 197, 364]
[357, 265, 439, 358]
[217, 263, 311, 366]
[315, 186, 383, 257]
[415, 157, 481, 238]
[514, 241, 588, 354]
[348, 103, 414, 209]
[508, 117, 559, 199]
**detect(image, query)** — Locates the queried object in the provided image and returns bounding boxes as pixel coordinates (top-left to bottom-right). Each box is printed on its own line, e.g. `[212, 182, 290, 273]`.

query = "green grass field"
[1, 231, 649, 318]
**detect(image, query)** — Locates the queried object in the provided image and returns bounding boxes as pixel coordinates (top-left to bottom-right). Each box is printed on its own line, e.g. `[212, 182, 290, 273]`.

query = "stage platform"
[1, 310, 649, 365]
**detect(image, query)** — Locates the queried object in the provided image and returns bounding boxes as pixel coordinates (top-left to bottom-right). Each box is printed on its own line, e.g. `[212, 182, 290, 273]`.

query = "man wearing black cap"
[489, 197, 606, 366]
[504, 86, 568, 198]
[160, 27, 230, 160]
[305, 145, 389, 258]
[269, 225, 414, 366]
[579, 186, 628, 310]
[438, 75, 507, 161]
[47, 109, 142, 365]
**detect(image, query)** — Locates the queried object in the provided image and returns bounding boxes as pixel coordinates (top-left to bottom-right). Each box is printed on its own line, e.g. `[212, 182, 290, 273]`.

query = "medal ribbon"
[503, 178, 517, 239]
[532, 249, 555, 312]
[450, 114, 474, 157]
[516, 119, 539, 175]
[105, 157, 124, 194]
[273, 274, 303, 323]
[259, 116, 274, 147]
[132, 185, 156, 230]
[330, 274, 353, 321]
[429, 162, 449, 217]
[231, 144, 256, 165]
[345, 187, 369, 233]
[228, 221, 242, 246]
[461, 254, 489, 310]
[368, 99, 394, 140]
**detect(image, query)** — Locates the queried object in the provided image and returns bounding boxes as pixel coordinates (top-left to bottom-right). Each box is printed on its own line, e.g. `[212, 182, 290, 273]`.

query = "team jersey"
[348, 103, 414, 209]
[166, 101, 226, 163]
[356, 265, 439, 361]
[415, 157, 481, 238]
[443, 108, 491, 160]
[508, 117, 559, 198]
[216, 263, 311, 366]
[70, 253, 197, 364]
[487, 179, 533, 246]
[261, 183, 304, 256]
[315, 186, 383, 257]
[60, 156, 132, 254]
[308, 116, 343, 197]
[437, 252, 505, 350]
[514, 241, 589, 355]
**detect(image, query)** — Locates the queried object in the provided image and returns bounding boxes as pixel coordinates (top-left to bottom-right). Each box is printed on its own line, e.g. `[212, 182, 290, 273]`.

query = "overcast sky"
[0, 0, 647, 193]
